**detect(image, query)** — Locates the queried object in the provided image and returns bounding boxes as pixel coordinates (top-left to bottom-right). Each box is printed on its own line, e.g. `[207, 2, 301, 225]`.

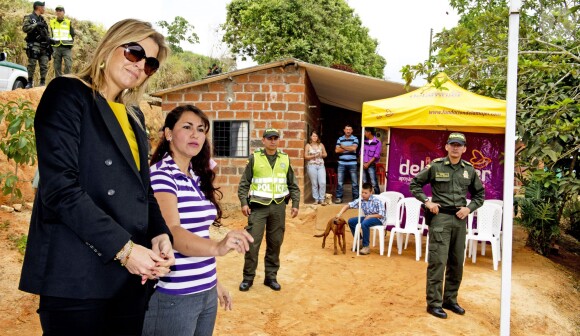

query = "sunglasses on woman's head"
[121, 42, 159, 76]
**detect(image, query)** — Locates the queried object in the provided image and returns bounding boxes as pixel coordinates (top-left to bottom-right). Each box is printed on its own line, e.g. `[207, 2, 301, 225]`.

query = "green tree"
[401, 0, 580, 254]
[221, 0, 386, 78]
[0, 99, 36, 200]
[157, 16, 200, 53]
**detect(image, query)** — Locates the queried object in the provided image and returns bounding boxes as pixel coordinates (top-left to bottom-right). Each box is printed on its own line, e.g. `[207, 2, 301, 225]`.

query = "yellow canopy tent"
[361, 73, 506, 133]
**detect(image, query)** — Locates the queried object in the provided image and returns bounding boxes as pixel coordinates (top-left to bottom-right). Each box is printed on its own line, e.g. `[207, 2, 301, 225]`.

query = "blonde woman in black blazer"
[19, 19, 175, 336]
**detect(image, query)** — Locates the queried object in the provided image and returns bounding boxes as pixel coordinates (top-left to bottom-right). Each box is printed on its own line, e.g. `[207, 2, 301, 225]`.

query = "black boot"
[39, 79, 46, 86]
[25, 79, 33, 89]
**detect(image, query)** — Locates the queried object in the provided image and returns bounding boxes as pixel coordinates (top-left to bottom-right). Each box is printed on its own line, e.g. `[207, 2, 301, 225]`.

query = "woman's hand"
[217, 281, 232, 311]
[124, 243, 171, 284]
[216, 229, 254, 256]
[149, 234, 175, 283]
[151, 234, 175, 266]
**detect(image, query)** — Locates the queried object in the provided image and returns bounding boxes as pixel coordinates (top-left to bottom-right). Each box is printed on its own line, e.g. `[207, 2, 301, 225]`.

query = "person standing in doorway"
[238, 128, 300, 292]
[50, 5, 75, 77]
[334, 124, 359, 204]
[362, 128, 381, 194]
[22, 1, 51, 88]
[410, 132, 485, 319]
[305, 130, 327, 205]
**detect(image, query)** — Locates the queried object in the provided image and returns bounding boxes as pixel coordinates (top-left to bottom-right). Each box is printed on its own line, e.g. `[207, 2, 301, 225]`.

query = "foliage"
[515, 170, 561, 255]
[8, 232, 27, 255]
[157, 16, 200, 53]
[0, 99, 36, 200]
[401, 0, 580, 246]
[222, 0, 386, 78]
[563, 198, 580, 241]
[148, 51, 231, 92]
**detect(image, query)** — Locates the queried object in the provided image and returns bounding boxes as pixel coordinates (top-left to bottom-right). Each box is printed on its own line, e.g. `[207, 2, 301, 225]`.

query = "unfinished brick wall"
[159, 64, 310, 204]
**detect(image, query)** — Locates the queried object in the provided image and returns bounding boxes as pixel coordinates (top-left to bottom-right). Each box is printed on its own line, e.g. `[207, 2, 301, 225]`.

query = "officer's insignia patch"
[463, 171, 469, 179]
[435, 172, 450, 178]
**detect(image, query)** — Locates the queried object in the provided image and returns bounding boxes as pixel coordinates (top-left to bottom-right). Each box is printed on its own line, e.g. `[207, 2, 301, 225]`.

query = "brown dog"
[314, 217, 347, 255]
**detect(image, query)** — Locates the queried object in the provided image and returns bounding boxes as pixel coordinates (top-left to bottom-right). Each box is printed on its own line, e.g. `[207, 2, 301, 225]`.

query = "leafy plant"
[8, 233, 27, 255]
[515, 170, 561, 255]
[222, 0, 387, 78]
[157, 16, 200, 53]
[563, 198, 580, 241]
[0, 99, 37, 200]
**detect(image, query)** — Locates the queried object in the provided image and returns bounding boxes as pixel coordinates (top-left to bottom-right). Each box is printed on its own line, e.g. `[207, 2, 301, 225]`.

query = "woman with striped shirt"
[143, 105, 253, 336]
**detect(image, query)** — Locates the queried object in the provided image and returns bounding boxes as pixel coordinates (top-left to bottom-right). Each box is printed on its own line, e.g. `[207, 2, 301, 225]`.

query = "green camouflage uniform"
[410, 157, 485, 308]
[22, 11, 52, 86]
[238, 149, 300, 282]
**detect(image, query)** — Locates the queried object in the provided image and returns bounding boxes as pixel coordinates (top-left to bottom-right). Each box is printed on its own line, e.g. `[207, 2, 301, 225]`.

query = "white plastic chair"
[371, 191, 404, 253]
[387, 197, 424, 261]
[351, 196, 390, 255]
[464, 202, 503, 270]
[485, 199, 504, 256]
[468, 200, 504, 259]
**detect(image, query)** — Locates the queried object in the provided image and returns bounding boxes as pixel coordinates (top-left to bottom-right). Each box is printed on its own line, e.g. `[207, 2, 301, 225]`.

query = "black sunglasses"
[121, 42, 160, 76]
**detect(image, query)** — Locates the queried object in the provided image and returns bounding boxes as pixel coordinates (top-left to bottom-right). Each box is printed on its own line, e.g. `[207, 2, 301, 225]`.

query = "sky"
[46, 0, 459, 85]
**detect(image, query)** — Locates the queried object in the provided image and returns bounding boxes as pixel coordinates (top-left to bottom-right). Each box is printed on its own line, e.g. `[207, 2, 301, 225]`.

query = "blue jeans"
[307, 164, 326, 202]
[143, 286, 218, 336]
[348, 216, 383, 247]
[362, 163, 380, 194]
[336, 163, 358, 199]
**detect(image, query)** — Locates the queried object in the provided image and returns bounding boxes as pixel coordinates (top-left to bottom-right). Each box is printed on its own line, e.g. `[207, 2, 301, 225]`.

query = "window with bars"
[213, 121, 249, 158]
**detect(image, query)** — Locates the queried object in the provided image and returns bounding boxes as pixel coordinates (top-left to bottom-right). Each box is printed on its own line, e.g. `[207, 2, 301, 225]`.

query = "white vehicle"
[0, 52, 28, 91]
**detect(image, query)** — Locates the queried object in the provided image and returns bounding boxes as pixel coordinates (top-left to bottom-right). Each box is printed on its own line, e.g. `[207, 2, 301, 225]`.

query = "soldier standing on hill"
[22, 1, 52, 88]
[50, 5, 75, 77]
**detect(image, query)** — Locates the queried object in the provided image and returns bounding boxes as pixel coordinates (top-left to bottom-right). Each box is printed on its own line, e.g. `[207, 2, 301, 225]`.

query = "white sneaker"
[360, 246, 370, 255]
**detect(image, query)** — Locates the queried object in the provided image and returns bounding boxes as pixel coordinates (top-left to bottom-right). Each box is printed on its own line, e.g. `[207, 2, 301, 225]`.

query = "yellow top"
[362, 73, 507, 134]
[108, 101, 140, 170]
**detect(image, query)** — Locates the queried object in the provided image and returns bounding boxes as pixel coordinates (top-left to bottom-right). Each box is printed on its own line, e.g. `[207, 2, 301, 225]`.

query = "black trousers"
[38, 279, 152, 336]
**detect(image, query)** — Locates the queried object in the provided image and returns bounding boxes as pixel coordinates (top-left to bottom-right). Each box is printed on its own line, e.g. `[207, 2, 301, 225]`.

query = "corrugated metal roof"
[151, 58, 412, 112]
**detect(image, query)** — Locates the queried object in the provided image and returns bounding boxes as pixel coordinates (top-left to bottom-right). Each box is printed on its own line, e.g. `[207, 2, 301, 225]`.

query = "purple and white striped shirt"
[150, 154, 217, 295]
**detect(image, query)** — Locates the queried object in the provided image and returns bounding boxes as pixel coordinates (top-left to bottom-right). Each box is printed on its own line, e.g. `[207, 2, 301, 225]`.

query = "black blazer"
[19, 77, 171, 299]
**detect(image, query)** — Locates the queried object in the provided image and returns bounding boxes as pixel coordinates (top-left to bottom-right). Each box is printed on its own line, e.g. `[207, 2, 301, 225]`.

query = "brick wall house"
[152, 58, 407, 205]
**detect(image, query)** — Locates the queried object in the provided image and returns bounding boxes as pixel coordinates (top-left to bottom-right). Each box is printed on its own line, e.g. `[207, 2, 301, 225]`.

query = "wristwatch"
[423, 198, 430, 203]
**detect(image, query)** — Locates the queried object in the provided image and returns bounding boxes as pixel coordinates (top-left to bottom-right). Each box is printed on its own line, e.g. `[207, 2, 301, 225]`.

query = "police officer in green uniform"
[50, 5, 75, 77]
[410, 132, 485, 319]
[22, 1, 51, 88]
[238, 128, 300, 292]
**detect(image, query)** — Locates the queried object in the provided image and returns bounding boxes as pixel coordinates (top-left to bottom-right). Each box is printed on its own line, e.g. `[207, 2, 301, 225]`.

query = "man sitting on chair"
[335, 183, 385, 255]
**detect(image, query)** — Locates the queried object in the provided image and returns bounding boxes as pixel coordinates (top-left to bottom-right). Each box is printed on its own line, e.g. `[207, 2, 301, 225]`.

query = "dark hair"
[362, 182, 373, 191]
[150, 105, 222, 220]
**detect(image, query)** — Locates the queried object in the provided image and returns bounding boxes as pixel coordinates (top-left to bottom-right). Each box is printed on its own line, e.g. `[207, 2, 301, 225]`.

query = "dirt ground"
[0, 203, 579, 336]
[0, 88, 578, 335]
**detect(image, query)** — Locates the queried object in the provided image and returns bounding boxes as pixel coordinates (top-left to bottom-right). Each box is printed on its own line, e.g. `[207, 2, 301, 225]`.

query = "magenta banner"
[386, 128, 504, 200]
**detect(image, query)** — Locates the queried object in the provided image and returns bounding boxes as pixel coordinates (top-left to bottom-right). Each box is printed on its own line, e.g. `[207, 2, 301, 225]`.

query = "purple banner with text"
[386, 128, 504, 200]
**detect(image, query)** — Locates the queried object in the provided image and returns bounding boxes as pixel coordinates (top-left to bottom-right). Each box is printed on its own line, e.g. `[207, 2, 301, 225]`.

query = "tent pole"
[384, 128, 391, 192]
[500, 1, 521, 335]
[356, 127, 365, 255]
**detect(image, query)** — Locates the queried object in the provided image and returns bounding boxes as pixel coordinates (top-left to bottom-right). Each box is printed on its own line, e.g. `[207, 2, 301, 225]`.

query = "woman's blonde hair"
[76, 19, 169, 127]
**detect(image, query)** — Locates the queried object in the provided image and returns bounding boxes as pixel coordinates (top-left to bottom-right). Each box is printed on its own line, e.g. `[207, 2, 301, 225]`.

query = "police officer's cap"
[33, 1, 45, 7]
[55, 5, 65, 11]
[447, 132, 466, 145]
[263, 128, 280, 138]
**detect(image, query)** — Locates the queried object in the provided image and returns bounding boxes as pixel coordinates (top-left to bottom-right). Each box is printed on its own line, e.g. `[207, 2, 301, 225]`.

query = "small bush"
[8, 233, 27, 255]
[515, 170, 561, 255]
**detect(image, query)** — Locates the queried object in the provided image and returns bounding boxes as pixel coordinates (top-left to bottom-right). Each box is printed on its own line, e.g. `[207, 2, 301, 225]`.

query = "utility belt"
[26, 42, 52, 59]
[422, 206, 460, 226]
